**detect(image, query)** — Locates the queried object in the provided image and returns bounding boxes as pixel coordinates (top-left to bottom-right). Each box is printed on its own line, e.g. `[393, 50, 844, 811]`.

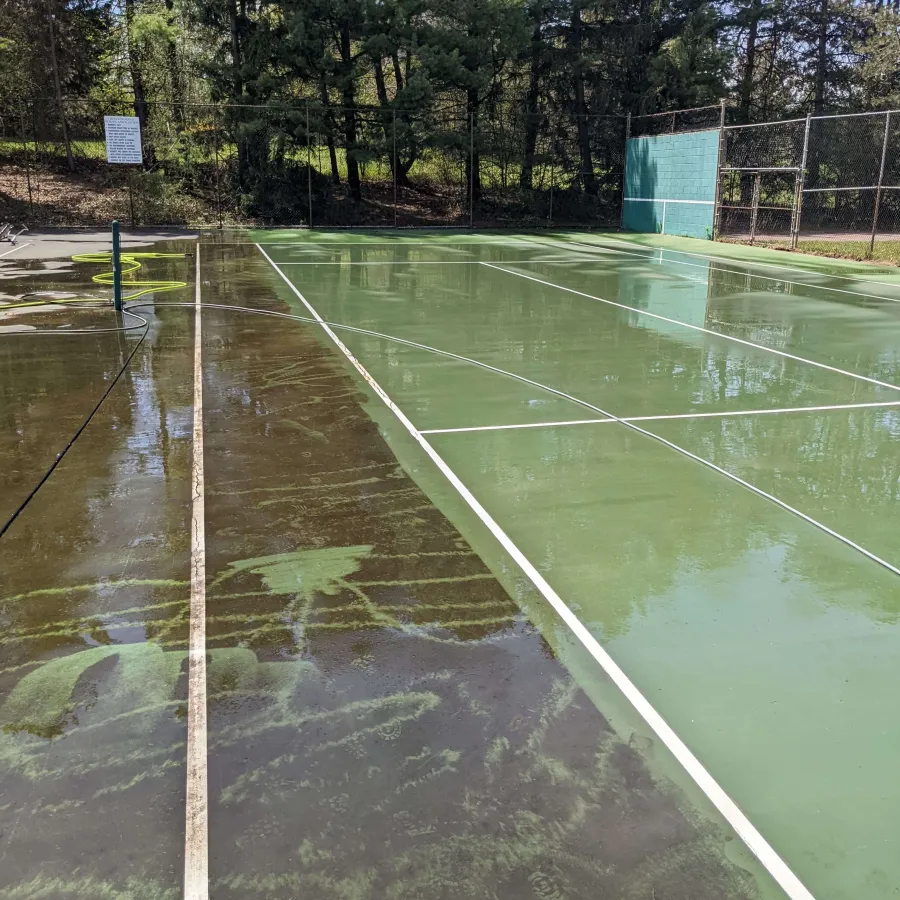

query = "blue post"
[112, 220, 122, 312]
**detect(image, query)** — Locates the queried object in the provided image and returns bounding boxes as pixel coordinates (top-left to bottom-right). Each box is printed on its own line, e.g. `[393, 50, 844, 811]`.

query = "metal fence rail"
[0, 99, 625, 230]
[716, 109, 899, 256]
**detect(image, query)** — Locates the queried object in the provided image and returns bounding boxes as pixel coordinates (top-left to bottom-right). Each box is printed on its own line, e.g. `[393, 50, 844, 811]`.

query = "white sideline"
[185, 244, 209, 900]
[420, 400, 900, 434]
[255, 241, 817, 900]
[532, 234, 900, 301]
[483, 262, 900, 393]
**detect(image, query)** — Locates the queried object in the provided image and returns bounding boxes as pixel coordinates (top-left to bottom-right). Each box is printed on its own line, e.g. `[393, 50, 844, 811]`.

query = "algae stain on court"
[212, 545, 372, 597]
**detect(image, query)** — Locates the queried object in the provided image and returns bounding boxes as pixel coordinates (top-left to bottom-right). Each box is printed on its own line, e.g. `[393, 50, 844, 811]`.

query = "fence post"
[621, 113, 631, 231]
[712, 117, 727, 240]
[306, 103, 313, 229]
[469, 111, 475, 228]
[18, 105, 34, 219]
[869, 110, 890, 259]
[213, 111, 223, 229]
[749, 172, 761, 244]
[393, 109, 398, 228]
[791, 114, 812, 249]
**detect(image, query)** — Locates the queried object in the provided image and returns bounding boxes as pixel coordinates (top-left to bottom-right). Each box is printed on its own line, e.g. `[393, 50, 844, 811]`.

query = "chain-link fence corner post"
[719, 99, 726, 129]
[306, 102, 313, 230]
[869, 110, 891, 259]
[469, 110, 475, 229]
[620, 112, 631, 231]
[392, 109, 398, 228]
[790, 114, 812, 249]
[18, 102, 34, 219]
[213, 109, 223, 229]
[712, 116, 727, 240]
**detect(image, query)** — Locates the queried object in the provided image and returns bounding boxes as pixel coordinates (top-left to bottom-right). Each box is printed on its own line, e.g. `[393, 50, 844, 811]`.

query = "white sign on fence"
[104, 116, 143, 164]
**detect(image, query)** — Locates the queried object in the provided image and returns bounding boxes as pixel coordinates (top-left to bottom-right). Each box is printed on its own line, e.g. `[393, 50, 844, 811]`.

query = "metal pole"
[469, 111, 475, 228]
[213, 110, 223, 229]
[128, 172, 136, 227]
[712, 121, 727, 240]
[869, 110, 890, 259]
[548, 162, 554, 226]
[19, 105, 34, 218]
[749, 172, 761, 244]
[719, 99, 726, 129]
[621, 113, 631, 231]
[112, 220, 123, 312]
[392, 109, 398, 228]
[670, 111, 676, 134]
[791, 114, 811, 249]
[306, 103, 313, 229]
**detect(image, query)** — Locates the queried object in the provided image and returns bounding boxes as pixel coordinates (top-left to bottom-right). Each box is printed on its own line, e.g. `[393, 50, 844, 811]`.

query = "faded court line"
[185, 243, 208, 900]
[255, 241, 817, 900]
[420, 400, 900, 435]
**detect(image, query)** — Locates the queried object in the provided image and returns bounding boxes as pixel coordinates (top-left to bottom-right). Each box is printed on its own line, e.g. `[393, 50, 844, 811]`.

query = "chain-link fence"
[716, 109, 899, 261]
[0, 99, 624, 230]
[629, 104, 724, 138]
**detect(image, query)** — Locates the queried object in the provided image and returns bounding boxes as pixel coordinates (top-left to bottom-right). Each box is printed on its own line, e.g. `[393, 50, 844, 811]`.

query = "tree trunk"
[124, 0, 153, 166]
[163, 0, 184, 118]
[519, 14, 543, 190]
[738, 0, 762, 124]
[813, 0, 828, 115]
[45, 0, 74, 171]
[467, 87, 482, 202]
[339, 23, 361, 201]
[571, 6, 596, 194]
[319, 79, 341, 184]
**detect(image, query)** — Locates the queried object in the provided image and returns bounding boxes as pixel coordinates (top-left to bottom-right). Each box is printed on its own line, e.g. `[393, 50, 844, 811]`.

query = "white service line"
[0, 241, 31, 259]
[255, 241, 817, 900]
[421, 400, 900, 434]
[483, 262, 900, 393]
[539, 234, 900, 300]
[184, 243, 209, 900]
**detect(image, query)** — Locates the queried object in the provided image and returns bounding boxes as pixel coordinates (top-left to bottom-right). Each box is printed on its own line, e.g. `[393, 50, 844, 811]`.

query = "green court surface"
[1, 230, 899, 900]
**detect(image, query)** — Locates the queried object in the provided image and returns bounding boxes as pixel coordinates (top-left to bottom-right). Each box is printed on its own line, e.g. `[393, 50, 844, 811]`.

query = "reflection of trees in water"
[0, 300, 194, 682]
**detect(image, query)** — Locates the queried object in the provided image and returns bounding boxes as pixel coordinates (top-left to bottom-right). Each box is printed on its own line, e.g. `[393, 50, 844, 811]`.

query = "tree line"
[0, 0, 898, 212]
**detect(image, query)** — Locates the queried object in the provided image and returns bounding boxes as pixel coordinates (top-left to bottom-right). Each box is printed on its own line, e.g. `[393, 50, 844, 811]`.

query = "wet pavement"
[0, 236, 779, 899]
[1, 230, 898, 899]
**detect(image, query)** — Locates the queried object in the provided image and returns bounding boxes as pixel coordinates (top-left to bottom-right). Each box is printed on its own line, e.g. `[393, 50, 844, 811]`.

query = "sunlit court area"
[4, 0, 900, 898]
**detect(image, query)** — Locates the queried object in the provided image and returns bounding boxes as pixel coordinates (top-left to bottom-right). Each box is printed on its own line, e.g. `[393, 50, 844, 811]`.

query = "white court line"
[546, 234, 900, 298]
[420, 400, 900, 434]
[517, 235, 900, 303]
[184, 243, 208, 900]
[0, 242, 31, 259]
[255, 241, 817, 900]
[484, 263, 900, 393]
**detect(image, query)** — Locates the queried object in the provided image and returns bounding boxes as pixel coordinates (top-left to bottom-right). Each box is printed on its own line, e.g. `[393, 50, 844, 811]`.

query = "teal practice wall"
[623, 129, 720, 239]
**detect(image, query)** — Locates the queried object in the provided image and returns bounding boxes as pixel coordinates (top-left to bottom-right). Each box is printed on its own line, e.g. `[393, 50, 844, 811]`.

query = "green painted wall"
[623, 129, 720, 240]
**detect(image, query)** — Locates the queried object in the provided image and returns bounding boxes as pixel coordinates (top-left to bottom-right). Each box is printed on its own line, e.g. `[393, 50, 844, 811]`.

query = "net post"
[869, 110, 890, 259]
[112, 220, 123, 313]
[791, 115, 811, 249]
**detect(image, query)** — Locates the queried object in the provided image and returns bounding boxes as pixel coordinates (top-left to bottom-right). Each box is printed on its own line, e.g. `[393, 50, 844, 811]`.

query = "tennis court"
[2, 229, 900, 900]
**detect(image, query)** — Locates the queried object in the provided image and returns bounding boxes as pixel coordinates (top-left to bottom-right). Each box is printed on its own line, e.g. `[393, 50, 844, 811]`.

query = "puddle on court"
[0, 242, 196, 898]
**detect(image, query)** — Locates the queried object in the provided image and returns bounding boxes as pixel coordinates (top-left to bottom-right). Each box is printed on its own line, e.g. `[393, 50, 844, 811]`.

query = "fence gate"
[715, 167, 800, 245]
